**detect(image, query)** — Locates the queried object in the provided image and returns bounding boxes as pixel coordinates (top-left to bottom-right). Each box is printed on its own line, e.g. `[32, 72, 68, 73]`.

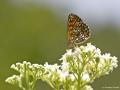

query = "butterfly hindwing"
[67, 13, 91, 48]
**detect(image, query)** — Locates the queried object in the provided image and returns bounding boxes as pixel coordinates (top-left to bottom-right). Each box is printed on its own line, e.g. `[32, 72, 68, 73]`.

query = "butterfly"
[67, 13, 91, 48]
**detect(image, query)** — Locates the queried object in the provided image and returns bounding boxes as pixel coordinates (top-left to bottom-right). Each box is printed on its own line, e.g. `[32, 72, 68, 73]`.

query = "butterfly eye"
[67, 13, 91, 48]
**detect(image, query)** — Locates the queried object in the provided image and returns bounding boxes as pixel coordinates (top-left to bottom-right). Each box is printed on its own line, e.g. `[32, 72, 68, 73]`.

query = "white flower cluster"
[59, 43, 118, 89]
[6, 61, 45, 90]
[5, 43, 118, 90]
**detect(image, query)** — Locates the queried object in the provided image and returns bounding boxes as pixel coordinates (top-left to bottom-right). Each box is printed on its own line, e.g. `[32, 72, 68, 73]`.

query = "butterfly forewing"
[67, 13, 91, 48]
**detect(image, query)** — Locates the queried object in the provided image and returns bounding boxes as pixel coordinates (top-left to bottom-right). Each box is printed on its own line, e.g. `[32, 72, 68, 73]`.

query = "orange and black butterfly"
[67, 13, 91, 48]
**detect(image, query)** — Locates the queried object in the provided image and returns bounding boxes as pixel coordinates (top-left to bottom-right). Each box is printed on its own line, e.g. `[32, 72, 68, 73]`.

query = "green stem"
[77, 61, 81, 90]
[77, 56, 87, 90]
[55, 84, 60, 90]
[77, 74, 80, 90]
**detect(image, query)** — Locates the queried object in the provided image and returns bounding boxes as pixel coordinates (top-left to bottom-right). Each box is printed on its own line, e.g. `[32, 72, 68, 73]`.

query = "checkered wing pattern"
[67, 13, 91, 48]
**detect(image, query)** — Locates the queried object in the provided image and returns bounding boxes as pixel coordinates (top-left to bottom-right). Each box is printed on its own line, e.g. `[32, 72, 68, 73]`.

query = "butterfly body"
[67, 13, 91, 48]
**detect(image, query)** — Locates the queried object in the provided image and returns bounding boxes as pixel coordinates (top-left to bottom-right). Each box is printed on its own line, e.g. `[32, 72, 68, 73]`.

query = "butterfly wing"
[67, 13, 91, 48]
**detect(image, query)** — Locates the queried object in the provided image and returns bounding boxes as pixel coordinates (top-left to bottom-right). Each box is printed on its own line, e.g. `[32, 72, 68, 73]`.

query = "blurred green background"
[0, 0, 120, 90]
